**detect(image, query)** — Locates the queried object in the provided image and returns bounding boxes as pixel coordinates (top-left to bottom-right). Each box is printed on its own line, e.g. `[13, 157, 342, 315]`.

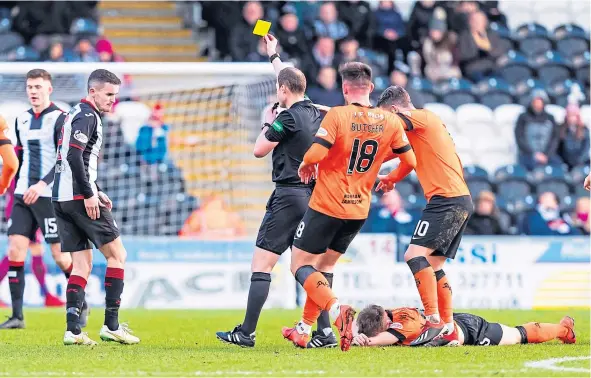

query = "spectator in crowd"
[465, 191, 505, 235]
[559, 104, 590, 169]
[312, 2, 349, 41]
[247, 38, 273, 62]
[361, 189, 418, 235]
[389, 69, 425, 108]
[515, 90, 563, 170]
[201, 1, 242, 59]
[374, 1, 408, 73]
[447, 0, 480, 34]
[229, 1, 264, 61]
[73, 35, 98, 62]
[96, 38, 123, 62]
[292, 0, 320, 30]
[422, 7, 461, 82]
[571, 196, 590, 235]
[179, 196, 246, 239]
[337, 1, 374, 47]
[43, 41, 71, 62]
[302, 36, 337, 84]
[458, 10, 503, 81]
[522, 192, 580, 236]
[136, 104, 169, 165]
[306, 66, 344, 107]
[407, 0, 436, 51]
[274, 4, 309, 65]
[479, 1, 507, 27]
[11, 1, 71, 43]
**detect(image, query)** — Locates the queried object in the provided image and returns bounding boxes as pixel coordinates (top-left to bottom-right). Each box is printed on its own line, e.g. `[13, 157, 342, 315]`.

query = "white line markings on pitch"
[525, 356, 591, 373]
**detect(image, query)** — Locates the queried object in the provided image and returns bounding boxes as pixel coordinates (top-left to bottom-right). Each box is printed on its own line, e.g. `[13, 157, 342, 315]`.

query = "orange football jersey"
[385, 307, 426, 346]
[310, 104, 410, 219]
[397, 109, 470, 201]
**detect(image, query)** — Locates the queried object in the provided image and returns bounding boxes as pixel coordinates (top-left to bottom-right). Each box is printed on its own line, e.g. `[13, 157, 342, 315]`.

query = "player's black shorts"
[255, 185, 312, 255]
[410, 195, 473, 259]
[53, 200, 120, 253]
[292, 207, 365, 254]
[454, 313, 503, 346]
[8, 196, 60, 244]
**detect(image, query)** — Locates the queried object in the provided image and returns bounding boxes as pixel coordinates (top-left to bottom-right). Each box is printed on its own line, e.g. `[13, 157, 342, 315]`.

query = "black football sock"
[241, 272, 271, 335]
[104, 267, 124, 331]
[66, 275, 87, 335]
[316, 272, 334, 335]
[8, 261, 25, 320]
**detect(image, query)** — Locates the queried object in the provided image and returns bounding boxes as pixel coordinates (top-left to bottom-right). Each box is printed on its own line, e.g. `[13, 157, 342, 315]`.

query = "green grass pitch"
[0, 308, 589, 376]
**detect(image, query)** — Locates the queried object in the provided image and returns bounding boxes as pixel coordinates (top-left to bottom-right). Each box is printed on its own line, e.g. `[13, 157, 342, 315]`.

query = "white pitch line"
[525, 356, 591, 373]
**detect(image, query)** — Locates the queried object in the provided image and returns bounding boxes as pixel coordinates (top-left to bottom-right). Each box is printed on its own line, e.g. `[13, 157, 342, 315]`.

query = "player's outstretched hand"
[84, 195, 100, 220]
[584, 174, 590, 191]
[298, 162, 316, 184]
[98, 191, 113, 211]
[352, 333, 371, 347]
[23, 181, 47, 205]
[264, 34, 278, 56]
[376, 175, 396, 192]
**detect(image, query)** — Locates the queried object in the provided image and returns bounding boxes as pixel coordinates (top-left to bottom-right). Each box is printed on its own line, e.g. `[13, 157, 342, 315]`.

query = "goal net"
[0, 62, 278, 238]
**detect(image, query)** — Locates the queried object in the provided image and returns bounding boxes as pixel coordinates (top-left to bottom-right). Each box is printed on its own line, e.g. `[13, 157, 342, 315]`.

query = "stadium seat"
[474, 77, 514, 110]
[515, 23, 552, 57]
[496, 50, 533, 84]
[436, 78, 476, 109]
[409, 77, 438, 104]
[494, 164, 532, 201]
[423, 103, 456, 130]
[0, 32, 24, 54]
[560, 195, 576, 213]
[395, 179, 417, 199]
[547, 79, 586, 107]
[0, 16, 10, 34]
[404, 194, 427, 212]
[456, 103, 494, 127]
[544, 104, 566, 124]
[571, 51, 590, 86]
[70, 18, 99, 35]
[490, 22, 514, 53]
[464, 165, 493, 198]
[9, 46, 40, 62]
[554, 24, 590, 58]
[374, 75, 389, 92]
[531, 51, 572, 86]
[531, 165, 572, 198]
[494, 103, 525, 129]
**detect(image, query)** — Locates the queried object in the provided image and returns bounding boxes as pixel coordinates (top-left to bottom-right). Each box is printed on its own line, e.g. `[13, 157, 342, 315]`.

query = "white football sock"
[322, 327, 333, 336]
[446, 322, 455, 334]
[296, 321, 311, 335]
[329, 301, 341, 320]
[426, 313, 441, 324]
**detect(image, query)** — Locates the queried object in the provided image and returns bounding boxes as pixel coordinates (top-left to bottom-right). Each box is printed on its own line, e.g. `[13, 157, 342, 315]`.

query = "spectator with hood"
[306, 66, 344, 107]
[229, 1, 264, 61]
[515, 90, 563, 170]
[523, 192, 581, 236]
[274, 4, 309, 64]
[312, 1, 349, 41]
[407, 0, 436, 51]
[422, 7, 461, 82]
[559, 104, 590, 169]
[465, 191, 505, 235]
[458, 10, 503, 81]
[337, 1, 374, 47]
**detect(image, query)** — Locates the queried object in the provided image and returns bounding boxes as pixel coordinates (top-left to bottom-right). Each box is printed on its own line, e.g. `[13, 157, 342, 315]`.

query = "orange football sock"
[407, 257, 438, 318]
[435, 270, 453, 324]
[302, 272, 337, 312]
[523, 322, 568, 343]
[302, 295, 323, 326]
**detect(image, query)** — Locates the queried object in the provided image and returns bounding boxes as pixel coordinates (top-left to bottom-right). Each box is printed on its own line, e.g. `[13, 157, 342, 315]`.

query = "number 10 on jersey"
[347, 138, 378, 175]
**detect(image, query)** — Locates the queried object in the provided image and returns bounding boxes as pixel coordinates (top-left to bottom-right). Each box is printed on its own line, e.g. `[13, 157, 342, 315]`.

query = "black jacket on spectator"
[306, 85, 344, 108]
[458, 29, 503, 81]
[229, 21, 260, 61]
[559, 124, 591, 169]
[337, 1, 374, 47]
[201, 1, 242, 59]
[479, 1, 507, 26]
[12, 1, 72, 43]
[275, 27, 309, 64]
[407, 1, 436, 50]
[465, 214, 505, 235]
[515, 106, 560, 158]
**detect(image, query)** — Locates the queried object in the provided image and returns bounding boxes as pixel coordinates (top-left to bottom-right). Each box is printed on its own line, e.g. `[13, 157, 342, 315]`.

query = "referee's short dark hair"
[87, 69, 122, 92]
[377, 85, 411, 108]
[339, 62, 372, 88]
[26, 69, 52, 82]
[277, 67, 306, 95]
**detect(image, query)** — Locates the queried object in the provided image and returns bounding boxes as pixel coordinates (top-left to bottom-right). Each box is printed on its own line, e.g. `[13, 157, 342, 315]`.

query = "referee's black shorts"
[255, 185, 312, 255]
[53, 200, 120, 253]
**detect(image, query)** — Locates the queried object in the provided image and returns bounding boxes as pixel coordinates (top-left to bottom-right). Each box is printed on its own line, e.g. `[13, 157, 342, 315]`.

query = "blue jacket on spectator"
[374, 7, 406, 38]
[521, 208, 581, 236]
[313, 19, 349, 41]
[136, 124, 169, 164]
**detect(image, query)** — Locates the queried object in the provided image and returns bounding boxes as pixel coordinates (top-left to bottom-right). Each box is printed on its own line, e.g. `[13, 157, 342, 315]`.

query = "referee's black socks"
[104, 267, 124, 332]
[66, 275, 87, 335]
[241, 272, 271, 335]
[8, 261, 25, 320]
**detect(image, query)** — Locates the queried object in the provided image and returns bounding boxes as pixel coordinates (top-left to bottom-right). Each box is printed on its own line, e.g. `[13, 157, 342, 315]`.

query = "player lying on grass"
[351, 305, 576, 347]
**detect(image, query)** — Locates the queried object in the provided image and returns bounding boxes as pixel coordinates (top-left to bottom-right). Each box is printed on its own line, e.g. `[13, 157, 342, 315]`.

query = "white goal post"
[0, 62, 280, 237]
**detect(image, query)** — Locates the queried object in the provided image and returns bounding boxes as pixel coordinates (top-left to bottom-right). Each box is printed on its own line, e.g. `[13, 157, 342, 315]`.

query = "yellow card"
[253, 20, 271, 37]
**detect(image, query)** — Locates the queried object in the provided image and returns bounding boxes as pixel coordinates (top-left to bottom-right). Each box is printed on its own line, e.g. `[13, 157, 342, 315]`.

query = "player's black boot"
[79, 300, 89, 328]
[306, 330, 338, 348]
[0, 316, 25, 329]
[216, 325, 255, 348]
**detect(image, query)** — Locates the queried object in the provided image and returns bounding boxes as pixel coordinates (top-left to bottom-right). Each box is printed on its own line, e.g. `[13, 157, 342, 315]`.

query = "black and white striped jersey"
[53, 100, 103, 202]
[14, 103, 65, 197]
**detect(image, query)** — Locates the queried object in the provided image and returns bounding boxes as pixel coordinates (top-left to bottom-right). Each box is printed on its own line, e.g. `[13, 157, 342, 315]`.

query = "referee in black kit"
[216, 34, 329, 348]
